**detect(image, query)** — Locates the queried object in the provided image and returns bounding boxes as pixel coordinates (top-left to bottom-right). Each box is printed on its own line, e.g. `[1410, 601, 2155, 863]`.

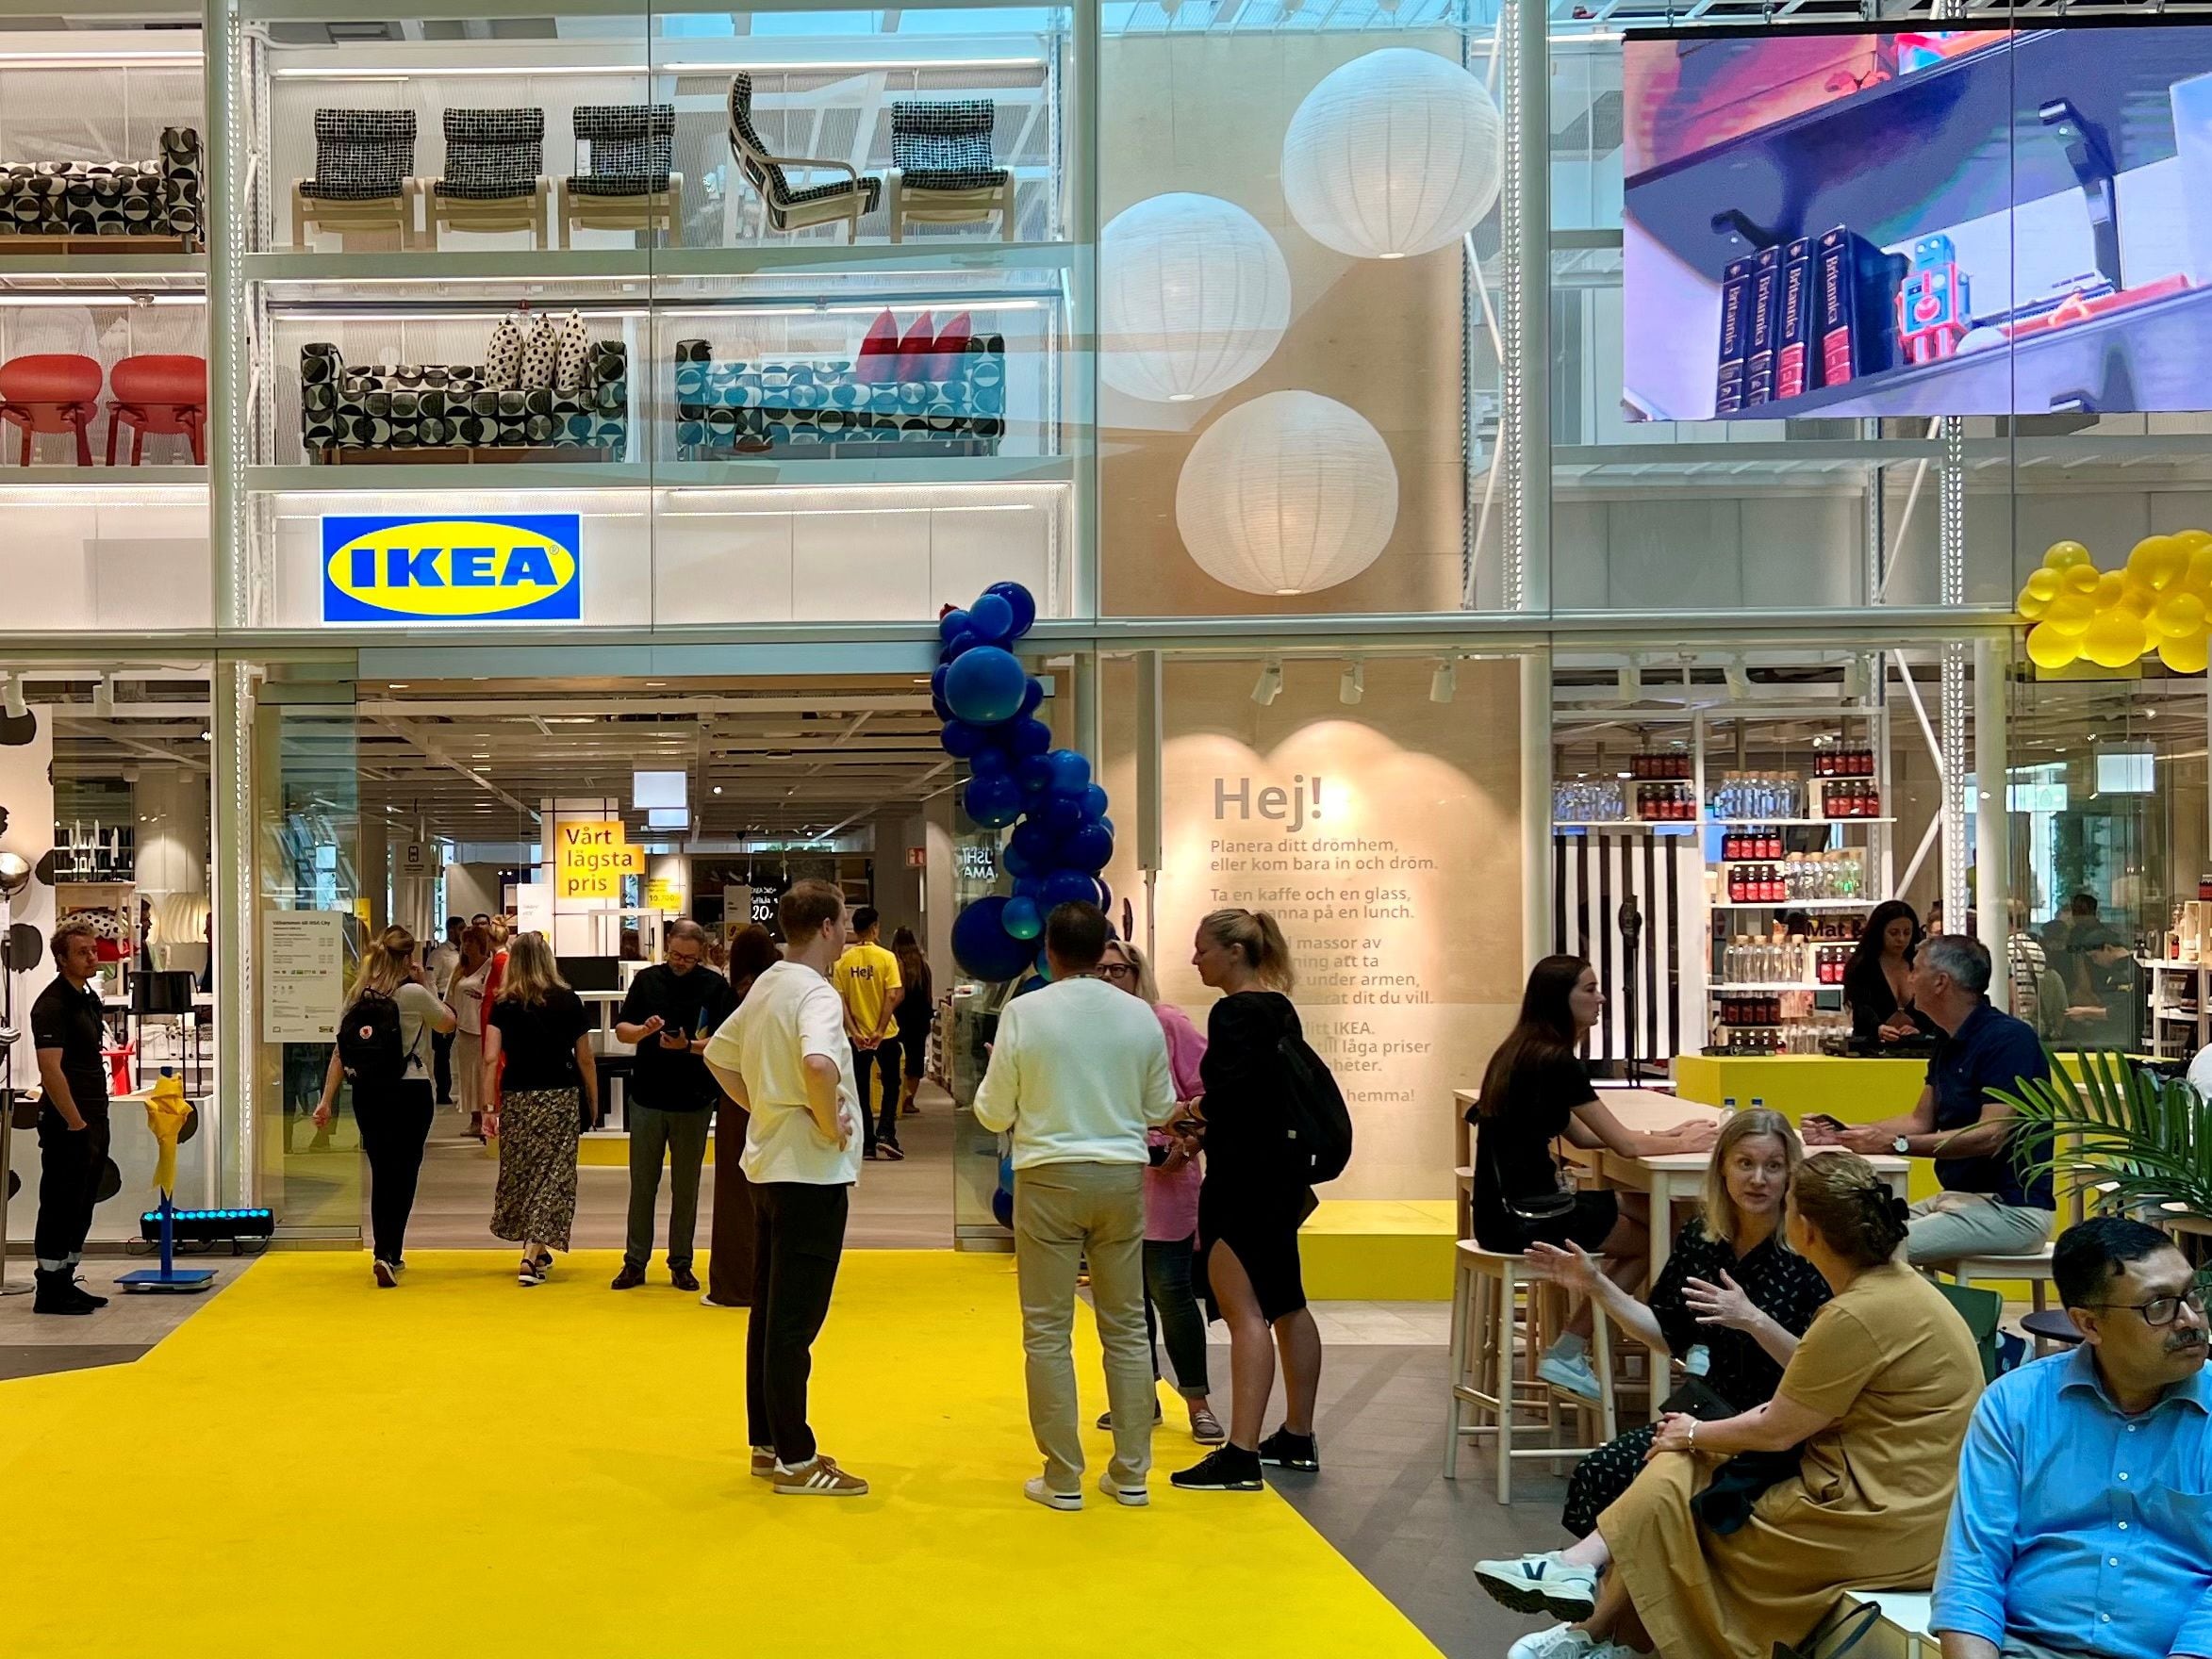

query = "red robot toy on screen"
[1898, 234, 1970, 364]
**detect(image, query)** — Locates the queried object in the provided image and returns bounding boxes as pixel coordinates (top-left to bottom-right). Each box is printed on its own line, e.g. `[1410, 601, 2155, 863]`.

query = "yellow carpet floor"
[1, 1250, 1441, 1659]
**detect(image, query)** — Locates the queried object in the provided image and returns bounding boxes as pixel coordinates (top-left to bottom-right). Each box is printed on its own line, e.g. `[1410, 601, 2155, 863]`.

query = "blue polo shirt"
[1925, 1000, 2054, 1210]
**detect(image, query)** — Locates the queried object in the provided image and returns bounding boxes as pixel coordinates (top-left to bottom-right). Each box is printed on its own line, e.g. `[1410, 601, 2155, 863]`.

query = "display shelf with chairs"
[727, 74, 885, 243]
[106, 354, 208, 466]
[560, 104, 681, 250]
[426, 108, 551, 249]
[0, 353, 105, 466]
[885, 99, 1017, 243]
[292, 109, 419, 250]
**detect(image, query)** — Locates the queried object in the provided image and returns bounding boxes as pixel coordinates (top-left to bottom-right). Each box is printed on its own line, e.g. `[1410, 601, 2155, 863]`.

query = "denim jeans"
[1144, 1234, 1212, 1396]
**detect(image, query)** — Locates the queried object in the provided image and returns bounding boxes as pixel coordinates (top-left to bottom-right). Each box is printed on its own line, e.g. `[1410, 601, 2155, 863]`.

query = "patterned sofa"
[0, 128, 203, 248]
[299, 340, 628, 459]
[672, 336, 1006, 458]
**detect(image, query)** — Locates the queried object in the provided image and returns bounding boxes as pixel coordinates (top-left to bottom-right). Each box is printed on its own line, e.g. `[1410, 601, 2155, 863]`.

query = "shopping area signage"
[321, 514, 582, 623]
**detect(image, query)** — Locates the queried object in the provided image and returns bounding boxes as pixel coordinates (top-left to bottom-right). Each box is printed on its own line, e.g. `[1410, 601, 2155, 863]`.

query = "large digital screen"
[1622, 21, 2212, 419]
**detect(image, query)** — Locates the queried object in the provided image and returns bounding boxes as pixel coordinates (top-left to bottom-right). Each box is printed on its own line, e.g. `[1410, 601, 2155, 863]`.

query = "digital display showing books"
[1623, 21, 2212, 419]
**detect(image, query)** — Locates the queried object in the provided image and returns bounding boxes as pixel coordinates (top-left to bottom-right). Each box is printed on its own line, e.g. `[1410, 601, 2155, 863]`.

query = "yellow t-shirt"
[833, 942, 903, 1041]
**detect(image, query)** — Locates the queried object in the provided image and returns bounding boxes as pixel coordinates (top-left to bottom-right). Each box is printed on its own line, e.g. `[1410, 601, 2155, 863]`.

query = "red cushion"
[927, 311, 973, 382]
[854, 310, 901, 385]
[895, 311, 936, 382]
[108, 353, 207, 405]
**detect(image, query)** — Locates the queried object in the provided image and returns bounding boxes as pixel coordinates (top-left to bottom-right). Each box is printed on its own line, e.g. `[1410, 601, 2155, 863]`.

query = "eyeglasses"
[2083, 1283, 2209, 1328]
[1099, 963, 1134, 979]
[667, 952, 703, 968]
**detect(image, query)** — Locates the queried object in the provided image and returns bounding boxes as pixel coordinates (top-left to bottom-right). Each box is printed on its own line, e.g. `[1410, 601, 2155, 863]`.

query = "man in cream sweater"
[974, 901, 1178, 1512]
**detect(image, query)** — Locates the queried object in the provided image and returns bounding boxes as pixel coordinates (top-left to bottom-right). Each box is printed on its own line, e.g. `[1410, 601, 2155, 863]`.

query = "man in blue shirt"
[1933, 1216, 2211, 1659]
[1813, 934, 2055, 1264]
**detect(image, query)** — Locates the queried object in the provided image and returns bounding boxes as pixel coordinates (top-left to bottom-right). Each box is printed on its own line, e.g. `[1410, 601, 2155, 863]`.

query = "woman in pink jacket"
[1095, 936, 1225, 1446]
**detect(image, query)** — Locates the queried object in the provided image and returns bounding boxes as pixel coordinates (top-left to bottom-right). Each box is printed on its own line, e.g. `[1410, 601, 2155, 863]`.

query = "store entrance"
[260, 669, 962, 1253]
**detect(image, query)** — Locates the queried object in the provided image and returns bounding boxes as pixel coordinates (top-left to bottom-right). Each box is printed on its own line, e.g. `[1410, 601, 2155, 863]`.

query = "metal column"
[1500, 0, 1550, 616]
[1974, 636, 2011, 1009]
[1521, 647, 1553, 972]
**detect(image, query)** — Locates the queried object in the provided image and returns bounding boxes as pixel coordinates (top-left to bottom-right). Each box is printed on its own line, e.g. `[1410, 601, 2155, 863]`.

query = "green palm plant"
[1991, 1049, 2212, 1222]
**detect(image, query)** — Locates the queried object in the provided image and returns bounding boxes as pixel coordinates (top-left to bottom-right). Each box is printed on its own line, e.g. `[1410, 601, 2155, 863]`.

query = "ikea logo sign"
[322, 514, 582, 623]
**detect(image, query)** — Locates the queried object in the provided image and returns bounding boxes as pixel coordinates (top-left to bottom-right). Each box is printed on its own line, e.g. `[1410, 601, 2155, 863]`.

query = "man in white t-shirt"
[703, 878, 867, 1498]
[974, 901, 1178, 1511]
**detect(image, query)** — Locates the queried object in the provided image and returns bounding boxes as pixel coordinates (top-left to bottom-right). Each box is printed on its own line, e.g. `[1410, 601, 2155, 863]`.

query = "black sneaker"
[32, 1269, 93, 1317]
[71, 1275, 109, 1308]
[1258, 1428, 1319, 1472]
[878, 1142, 906, 1162]
[1169, 1446, 1263, 1492]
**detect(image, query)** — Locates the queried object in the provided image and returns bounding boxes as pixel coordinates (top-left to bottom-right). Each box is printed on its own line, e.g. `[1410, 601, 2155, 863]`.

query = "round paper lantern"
[1176, 390, 1399, 595]
[1281, 48, 1504, 260]
[1099, 192, 1291, 403]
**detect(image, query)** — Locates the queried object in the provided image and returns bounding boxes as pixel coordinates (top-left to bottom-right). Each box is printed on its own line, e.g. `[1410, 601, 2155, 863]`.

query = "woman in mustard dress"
[1514, 1150, 1984, 1659]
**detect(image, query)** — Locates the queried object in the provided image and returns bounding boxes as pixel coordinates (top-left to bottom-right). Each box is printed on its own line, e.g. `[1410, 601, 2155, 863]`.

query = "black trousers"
[35, 1105, 109, 1264]
[357, 1079, 436, 1264]
[746, 1181, 850, 1464]
[431, 1028, 454, 1104]
[854, 1044, 900, 1152]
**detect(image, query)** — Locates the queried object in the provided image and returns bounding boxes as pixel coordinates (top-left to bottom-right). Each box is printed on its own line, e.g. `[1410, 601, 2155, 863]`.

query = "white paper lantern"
[1176, 391, 1399, 596]
[1099, 192, 1292, 403]
[1281, 47, 1504, 261]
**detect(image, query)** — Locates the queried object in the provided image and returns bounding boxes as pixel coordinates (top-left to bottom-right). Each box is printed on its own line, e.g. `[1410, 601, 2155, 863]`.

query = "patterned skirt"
[490, 1087, 580, 1250]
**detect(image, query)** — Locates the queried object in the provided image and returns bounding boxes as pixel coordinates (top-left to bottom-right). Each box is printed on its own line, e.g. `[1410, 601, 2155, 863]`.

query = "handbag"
[1506, 1187, 1577, 1224]
[1773, 1601, 1882, 1659]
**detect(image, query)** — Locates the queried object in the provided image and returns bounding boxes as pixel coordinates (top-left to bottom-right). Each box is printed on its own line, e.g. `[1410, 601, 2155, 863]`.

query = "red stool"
[106, 353, 207, 467]
[0, 353, 102, 466]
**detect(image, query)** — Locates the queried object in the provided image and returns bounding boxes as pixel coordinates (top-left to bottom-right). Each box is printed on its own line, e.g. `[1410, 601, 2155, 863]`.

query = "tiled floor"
[0, 1256, 248, 1378]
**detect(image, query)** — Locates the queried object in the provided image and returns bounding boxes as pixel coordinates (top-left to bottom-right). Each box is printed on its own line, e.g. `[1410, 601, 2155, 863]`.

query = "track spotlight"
[2, 675, 25, 719]
[1252, 660, 1283, 706]
[1429, 658, 1458, 704]
[1339, 661, 1364, 706]
[1617, 661, 1642, 703]
[1724, 659, 1751, 701]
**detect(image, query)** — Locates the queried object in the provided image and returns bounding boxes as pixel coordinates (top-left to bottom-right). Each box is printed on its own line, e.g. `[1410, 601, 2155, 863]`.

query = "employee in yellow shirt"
[834, 906, 905, 1161]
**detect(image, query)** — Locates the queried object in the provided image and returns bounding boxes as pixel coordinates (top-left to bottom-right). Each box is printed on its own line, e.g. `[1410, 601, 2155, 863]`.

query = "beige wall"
[1099, 33, 1472, 617]
[1102, 657, 1523, 1200]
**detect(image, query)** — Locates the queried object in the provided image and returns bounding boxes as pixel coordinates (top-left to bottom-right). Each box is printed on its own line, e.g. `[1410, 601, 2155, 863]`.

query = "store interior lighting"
[2, 675, 25, 720]
[1339, 661, 1363, 705]
[1617, 661, 1642, 703]
[1252, 660, 1283, 706]
[1429, 658, 1457, 704]
[92, 677, 114, 717]
[1725, 659, 1752, 701]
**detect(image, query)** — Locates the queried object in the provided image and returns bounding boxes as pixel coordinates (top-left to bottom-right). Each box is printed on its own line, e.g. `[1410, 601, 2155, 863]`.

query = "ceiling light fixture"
[91, 676, 114, 716]
[1338, 661, 1364, 705]
[1617, 661, 1642, 703]
[1252, 659, 1283, 706]
[2, 675, 25, 719]
[1429, 658, 1457, 704]
[1725, 659, 1752, 701]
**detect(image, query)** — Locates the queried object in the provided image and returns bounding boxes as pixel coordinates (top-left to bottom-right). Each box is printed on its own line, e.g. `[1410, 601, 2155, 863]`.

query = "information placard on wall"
[514, 882, 553, 939]
[262, 909, 346, 1043]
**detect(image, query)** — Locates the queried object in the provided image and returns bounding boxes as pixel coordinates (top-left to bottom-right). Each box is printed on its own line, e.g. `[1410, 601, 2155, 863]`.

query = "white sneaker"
[1097, 1474, 1148, 1508]
[1507, 1625, 1594, 1659]
[1024, 1476, 1081, 1512]
[1537, 1351, 1604, 1402]
[1476, 1552, 1599, 1618]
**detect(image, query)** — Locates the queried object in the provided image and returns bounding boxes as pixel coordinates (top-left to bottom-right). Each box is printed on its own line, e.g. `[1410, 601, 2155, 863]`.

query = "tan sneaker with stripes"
[750, 1447, 776, 1480]
[772, 1454, 868, 1497]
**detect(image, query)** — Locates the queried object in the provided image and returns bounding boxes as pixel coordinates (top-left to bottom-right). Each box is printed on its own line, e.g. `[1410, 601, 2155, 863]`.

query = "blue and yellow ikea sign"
[321, 514, 583, 624]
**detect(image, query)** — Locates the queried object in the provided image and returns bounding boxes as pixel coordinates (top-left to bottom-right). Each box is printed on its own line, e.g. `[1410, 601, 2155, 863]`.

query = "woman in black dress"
[1469, 955, 1720, 1401]
[1842, 899, 1936, 1046]
[889, 926, 933, 1120]
[1169, 907, 1320, 1494]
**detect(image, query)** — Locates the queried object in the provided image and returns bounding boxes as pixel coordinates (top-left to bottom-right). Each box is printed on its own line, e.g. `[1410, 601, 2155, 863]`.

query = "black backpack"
[1278, 1027, 1353, 1183]
[337, 990, 406, 1092]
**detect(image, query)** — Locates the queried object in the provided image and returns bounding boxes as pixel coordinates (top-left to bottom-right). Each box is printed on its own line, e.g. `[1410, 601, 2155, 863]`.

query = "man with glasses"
[611, 919, 735, 1292]
[1933, 1215, 2210, 1659]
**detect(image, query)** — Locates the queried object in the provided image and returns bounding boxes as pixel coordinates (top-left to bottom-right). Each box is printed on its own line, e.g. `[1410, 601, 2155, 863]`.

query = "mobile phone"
[1802, 1113, 1845, 1133]
[1170, 1117, 1204, 1138]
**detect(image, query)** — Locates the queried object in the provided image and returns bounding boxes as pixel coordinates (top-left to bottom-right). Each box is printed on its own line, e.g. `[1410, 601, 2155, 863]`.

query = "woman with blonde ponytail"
[1169, 908, 1322, 1493]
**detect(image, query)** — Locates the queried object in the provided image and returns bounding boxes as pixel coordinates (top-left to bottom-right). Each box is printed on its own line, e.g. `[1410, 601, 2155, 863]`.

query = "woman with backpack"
[311, 925, 456, 1288]
[483, 932, 596, 1287]
[1169, 907, 1324, 1493]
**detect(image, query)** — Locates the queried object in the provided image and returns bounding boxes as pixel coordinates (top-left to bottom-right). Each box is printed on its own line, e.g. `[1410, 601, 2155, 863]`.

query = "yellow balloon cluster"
[2020, 534, 2212, 675]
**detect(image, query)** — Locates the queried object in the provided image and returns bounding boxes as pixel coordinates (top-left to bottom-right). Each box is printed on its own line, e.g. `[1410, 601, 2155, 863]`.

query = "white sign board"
[398, 840, 432, 877]
[261, 909, 347, 1043]
[513, 881, 553, 940]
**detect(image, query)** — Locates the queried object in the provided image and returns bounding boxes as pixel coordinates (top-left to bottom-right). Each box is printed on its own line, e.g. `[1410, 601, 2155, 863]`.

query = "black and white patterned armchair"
[430, 108, 549, 247]
[886, 100, 1015, 242]
[292, 109, 417, 248]
[672, 337, 1005, 460]
[300, 339, 628, 462]
[0, 127, 203, 250]
[559, 105, 682, 248]
[726, 74, 883, 242]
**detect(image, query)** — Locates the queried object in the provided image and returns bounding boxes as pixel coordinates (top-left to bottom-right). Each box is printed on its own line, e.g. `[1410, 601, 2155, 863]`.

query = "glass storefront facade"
[6, 0, 2207, 1236]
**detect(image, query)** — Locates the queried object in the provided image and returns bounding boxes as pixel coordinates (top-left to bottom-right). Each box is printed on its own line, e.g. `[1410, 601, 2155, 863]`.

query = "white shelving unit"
[2147, 961, 2210, 1061]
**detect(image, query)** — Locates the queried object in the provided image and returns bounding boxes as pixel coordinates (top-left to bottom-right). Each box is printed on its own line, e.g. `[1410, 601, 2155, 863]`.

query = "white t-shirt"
[972, 977, 1178, 1170]
[394, 981, 446, 1081]
[703, 960, 860, 1187]
[452, 961, 491, 1037]
[427, 942, 460, 996]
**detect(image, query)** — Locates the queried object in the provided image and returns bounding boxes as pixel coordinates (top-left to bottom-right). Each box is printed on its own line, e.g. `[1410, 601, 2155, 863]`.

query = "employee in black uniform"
[29, 918, 111, 1316]
[611, 918, 737, 1292]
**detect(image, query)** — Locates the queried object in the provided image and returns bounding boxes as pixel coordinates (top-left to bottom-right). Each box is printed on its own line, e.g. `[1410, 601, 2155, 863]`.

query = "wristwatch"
[1891, 1134, 1912, 1155]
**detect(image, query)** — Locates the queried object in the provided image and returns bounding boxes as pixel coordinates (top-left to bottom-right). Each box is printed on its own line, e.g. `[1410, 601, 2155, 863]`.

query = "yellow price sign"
[557, 820, 641, 900]
[645, 877, 683, 914]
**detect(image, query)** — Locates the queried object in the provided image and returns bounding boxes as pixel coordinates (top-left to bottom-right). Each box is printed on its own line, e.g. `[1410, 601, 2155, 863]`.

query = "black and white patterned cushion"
[727, 74, 883, 229]
[301, 340, 627, 457]
[553, 311, 590, 394]
[435, 108, 543, 201]
[484, 314, 524, 390]
[570, 104, 673, 197]
[518, 313, 558, 390]
[891, 100, 1008, 193]
[301, 109, 415, 202]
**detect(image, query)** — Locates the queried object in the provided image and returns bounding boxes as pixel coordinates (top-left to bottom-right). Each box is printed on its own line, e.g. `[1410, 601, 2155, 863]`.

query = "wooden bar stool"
[106, 353, 206, 465]
[1444, 1239, 1617, 1503]
[0, 353, 102, 465]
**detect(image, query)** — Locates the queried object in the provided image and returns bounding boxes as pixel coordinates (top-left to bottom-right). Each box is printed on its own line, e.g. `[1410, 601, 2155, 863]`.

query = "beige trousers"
[1013, 1159, 1152, 1494]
